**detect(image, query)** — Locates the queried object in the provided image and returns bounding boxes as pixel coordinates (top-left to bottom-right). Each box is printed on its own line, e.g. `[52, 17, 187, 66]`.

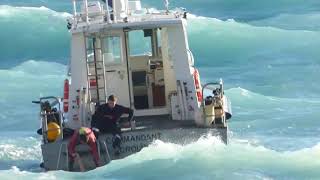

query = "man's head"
[79, 128, 89, 144]
[107, 95, 117, 109]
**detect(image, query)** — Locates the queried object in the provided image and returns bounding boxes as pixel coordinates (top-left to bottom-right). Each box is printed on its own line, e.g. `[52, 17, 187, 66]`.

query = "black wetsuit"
[91, 104, 134, 135]
[91, 104, 133, 153]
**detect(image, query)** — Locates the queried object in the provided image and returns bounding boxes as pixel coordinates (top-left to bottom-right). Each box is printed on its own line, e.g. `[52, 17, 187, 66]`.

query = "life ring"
[63, 79, 69, 113]
[193, 68, 202, 102]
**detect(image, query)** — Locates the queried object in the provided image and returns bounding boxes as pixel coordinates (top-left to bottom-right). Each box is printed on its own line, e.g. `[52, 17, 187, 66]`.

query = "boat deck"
[119, 115, 226, 133]
[120, 115, 195, 132]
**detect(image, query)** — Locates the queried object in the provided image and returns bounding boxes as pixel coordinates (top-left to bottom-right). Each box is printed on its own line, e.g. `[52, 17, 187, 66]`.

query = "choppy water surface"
[0, 0, 319, 179]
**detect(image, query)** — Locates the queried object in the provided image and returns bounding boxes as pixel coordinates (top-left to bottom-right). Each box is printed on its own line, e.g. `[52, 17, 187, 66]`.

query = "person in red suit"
[68, 127, 100, 171]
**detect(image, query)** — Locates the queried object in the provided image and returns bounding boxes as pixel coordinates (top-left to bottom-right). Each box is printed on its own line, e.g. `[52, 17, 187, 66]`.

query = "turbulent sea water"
[1, 0, 320, 179]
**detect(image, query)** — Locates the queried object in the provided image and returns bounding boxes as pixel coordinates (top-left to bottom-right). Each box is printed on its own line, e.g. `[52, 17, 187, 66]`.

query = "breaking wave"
[1, 136, 319, 179]
[0, 60, 66, 131]
[0, 2, 319, 179]
[0, 5, 71, 67]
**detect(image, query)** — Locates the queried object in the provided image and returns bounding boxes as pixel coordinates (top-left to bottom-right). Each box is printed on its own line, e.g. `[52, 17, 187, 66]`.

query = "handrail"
[72, 0, 77, 17]
[37, 96, 64, 142]
[102, 141, 111, 163]
[105, 0, 111, 23]
[56, 142, 67, 170]
[176, 81, 183, 120]
[84, 0, 89, 23]
[41, 111, 49, 144]
[71, 0, 112, 24]
[201, 80, 226, 127]
[187, 49, 194, 66]
[201, 80, 223, 100]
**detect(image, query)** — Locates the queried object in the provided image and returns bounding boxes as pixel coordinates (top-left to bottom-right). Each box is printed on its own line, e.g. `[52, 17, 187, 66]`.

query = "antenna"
[164, 0, 169, 13]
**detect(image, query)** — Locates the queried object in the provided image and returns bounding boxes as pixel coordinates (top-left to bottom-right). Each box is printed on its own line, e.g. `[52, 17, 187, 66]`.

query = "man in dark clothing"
[91, 95, 135, 155]
[68, 127, 100, 171]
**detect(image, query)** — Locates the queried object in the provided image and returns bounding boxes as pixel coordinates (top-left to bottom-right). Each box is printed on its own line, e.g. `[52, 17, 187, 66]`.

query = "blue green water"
[1, 0, 320, 179]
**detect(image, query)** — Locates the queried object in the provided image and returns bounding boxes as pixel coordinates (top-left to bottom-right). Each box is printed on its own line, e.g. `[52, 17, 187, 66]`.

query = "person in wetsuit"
[91, 95, 134, 155]
[68, 127, 100, 171]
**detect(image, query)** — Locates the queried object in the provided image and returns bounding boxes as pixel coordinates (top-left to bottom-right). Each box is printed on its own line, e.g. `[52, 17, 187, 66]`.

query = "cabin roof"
[70, 13, 185, 34]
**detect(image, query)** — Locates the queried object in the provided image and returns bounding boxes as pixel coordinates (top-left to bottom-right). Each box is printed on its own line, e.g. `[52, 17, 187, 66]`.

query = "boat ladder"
[86, 37, 107, 105]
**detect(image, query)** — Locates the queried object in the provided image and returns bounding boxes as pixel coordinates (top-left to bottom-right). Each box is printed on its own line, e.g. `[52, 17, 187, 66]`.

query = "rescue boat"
[33, 0, 232, 172]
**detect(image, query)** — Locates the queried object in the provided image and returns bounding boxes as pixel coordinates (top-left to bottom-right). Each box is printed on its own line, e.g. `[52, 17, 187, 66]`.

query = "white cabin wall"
[166, 21, 199, 120]
[67, 33, 88, 129]
[161, 28, 177, 107]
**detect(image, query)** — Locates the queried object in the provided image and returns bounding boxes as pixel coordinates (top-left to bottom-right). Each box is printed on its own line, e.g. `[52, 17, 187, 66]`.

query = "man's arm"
[121, 106, 134, 122]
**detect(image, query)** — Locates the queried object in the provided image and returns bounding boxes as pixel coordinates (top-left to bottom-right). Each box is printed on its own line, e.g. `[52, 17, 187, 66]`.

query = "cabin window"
[86, 37, 94, 62]
[103, 36, 122, 65]
[129, 30, 152, 56]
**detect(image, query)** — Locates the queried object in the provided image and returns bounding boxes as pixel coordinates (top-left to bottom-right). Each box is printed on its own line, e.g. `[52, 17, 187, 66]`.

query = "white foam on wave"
[82, 135, 320, 179]
[225, 87, 320, 105]
[0, 60, 66, 99]
[0, 60, 67, 130]
[0, 166, 57, 180]
[0, 134, 319, 179]
[0, 137, 41, 161]
[249, 11, 320, 31]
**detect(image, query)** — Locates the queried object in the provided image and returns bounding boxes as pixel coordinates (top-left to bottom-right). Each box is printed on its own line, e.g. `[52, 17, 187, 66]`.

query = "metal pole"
[124, 31, 133, 109]
[113, 0, 117, 22]
[42, 111, 49, 144]
[84, 0, 89, 23]
[92, 38, 100, 103]
[72, 0, 77, 17]
[58, 99, 64, 140]
[105, 0, 111, 23]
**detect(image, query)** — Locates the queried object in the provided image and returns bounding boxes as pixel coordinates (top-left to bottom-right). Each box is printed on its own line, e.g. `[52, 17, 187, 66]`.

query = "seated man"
[68, 127, 100, 171]
[91, 95, 135, 155]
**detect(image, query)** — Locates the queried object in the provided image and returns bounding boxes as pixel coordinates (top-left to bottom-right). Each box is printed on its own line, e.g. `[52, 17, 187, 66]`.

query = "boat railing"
[71, 0, 140, 24]
[56, 142, 69, 170]
[201, 79, 224, 99]
[201, 80, 226, 127]
[33, 96, 64, 144]
[70, 0, 175, 26]
[71, 0, 111, 24]
[187, 49, 195, 66]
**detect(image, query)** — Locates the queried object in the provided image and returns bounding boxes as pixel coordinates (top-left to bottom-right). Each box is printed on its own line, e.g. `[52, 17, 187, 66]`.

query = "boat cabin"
[66, 0, 202, 129]
[33, 0, 232, 172]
